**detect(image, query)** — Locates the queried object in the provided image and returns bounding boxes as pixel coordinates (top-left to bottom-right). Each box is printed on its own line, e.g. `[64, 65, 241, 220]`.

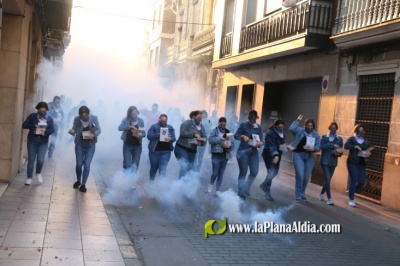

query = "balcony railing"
[166, 45, 177, 65]
[238, 0, 332, 53]
[192, 25, 216, 51]
[333, 0, 400, 35]
[177, 40, 190, 61]
[221, 32, 233, 57]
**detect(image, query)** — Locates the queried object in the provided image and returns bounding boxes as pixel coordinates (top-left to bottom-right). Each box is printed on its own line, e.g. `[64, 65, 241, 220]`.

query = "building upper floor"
[2, 0, 73, 58]
[331, 0, 400, 49]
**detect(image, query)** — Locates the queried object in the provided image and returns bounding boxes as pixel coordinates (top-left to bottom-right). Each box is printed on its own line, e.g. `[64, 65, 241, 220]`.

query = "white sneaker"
[216, 191, 222, 197]
[36, 174, 43, 183]
[327, 198, 334, 205]
[319, 194, 325, 201]
[207, 184, 213, 193]
[349, 200, 356, 207]
[25, 178, 32, 185]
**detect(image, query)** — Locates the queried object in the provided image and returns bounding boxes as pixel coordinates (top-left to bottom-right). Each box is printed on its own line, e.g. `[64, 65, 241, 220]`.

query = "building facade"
[157, 0, 220, 114]
[0, 0, 72, 183]
[212, 0, 400, 211]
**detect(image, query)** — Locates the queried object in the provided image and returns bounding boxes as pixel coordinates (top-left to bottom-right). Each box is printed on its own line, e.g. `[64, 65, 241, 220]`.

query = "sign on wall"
[322, 75, 329, 94]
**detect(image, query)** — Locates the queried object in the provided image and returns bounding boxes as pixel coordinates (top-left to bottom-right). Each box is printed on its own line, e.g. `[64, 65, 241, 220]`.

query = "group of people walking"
[22, 100, 372, 207]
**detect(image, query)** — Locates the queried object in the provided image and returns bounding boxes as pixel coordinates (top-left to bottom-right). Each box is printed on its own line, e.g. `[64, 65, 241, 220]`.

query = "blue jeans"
[149, 150, 171, 180]
[236, 148, 259, 196]
[210, 153, 228, 191]
[347, 163, 366, 200]
[292, 152, 315, 200]
[123, 143, 142, 173]
[320, 165, 336, 199]
[27, 137, 48, 178]
[260, 154, 281, 194]
[174, 145, 197, 178]
[48, 124, 59, 158]
[194, 145, 206, 172]
[75, 140, 96, 185]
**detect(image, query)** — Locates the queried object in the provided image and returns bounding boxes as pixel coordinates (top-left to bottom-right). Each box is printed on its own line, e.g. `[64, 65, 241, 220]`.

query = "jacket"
[22, 113, 55, 140]
[147, 123, 176, 152]
[208, 127, 234, 159]
[289, 120, 321, 152]
[71, 115, 101, 144]
[262, 128, 286, 158]
[234, 121, 263, 151]
[118, 117, 146, 143]
[176, 120, 207, 151]
[344, 136, 371, 165]
[319, 133, 343, 167]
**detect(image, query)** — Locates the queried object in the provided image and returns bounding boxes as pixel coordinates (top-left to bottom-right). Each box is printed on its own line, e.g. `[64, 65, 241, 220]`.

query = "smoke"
[102, 169, 140, 206]
[216, 189, 243, 223]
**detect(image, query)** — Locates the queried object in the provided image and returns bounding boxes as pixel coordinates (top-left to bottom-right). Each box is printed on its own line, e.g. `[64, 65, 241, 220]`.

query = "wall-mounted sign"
[322, 75, 329, 94]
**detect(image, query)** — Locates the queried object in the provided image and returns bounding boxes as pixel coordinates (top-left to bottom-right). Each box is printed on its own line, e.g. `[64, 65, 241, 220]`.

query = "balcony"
[192, 25, 216, 56]
[165, 26, 216, 66]
[214, 0, 333, 69]
[331, 0, 400, 49]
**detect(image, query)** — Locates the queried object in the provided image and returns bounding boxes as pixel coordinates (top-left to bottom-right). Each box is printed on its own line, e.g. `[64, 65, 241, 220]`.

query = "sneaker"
[238, 193, 246, 200]
[25, 178, 32, 186]
[349, 200, 356, 207]
[319, 194, 325, 201]
[207, 184, 213, 193]
[295, 198, 301, 203]
[302, 197, 307, 201]
[36, 174, 43, 183]
[265, 192, 274, 202]
[132, 185, 137, 190]
[327, 198, 334, 205]
[73, 181, 81, 189]
[79, 185, 87, 193]
[216, 191, 222, 197]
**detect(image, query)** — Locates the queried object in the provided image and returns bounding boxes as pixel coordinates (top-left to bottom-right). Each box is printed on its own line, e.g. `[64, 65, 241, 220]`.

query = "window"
[264, 0, 282, 15]
[224, 0, 235, 34]
[245, 0, 257, 25]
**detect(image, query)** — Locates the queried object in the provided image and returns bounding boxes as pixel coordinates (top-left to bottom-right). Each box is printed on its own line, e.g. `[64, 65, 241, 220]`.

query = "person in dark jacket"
[118, 106, 146, 174]
[289, 114, 321, 202]
[47, 96, 64, 158]
[22, 102, 55, 185]
[260, 119, 286, 201]
[68, 106, 101, 192]
[319, 122, 343, 205]
[344, 124, 371, 207]
[234, 110, 263, 199]
[147, 114, 176, 180]
[174, 110, 207, 178]
[194, 110, 212, 172]
[207, 117, 234, 194]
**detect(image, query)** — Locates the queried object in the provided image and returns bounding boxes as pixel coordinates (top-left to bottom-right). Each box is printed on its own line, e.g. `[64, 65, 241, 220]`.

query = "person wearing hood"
[260, 119, 286, 202]
[147, 114, 176, 180]
[68, 106, 101, 192]
[344, 124, 371, 207]
[289, 114, 321, 203]
[118, 106, 146, 175]
[319, 122, 343, 205]
[234, 110, 263, 200]
[207, 117, 234, 194]
[175, 110, 207, 178]
[22, 102, 55, 185]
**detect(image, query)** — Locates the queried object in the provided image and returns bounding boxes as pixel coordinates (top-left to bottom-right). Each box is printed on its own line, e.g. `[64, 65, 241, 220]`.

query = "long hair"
[269, 119, 285, 129]
[304, 118, 316, 129]
[127, 106, 139, 118]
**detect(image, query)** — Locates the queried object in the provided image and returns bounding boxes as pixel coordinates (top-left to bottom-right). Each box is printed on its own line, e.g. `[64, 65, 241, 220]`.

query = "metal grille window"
[356, 73, 395, 200]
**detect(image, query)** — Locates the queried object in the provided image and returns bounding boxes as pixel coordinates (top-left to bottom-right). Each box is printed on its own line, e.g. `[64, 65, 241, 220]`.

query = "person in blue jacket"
[207, 117, 234, 194]
[260, 119, 286, 202]
[289, 114, 321, 202]
[234, 110, 263, 200]
[118, 106, 146, 175]
[344, 124, 371, 207]
[68, 106, 101, 192]
[319, 122, 343, 205]
[147, 114, 176, 180]
[22, 102, 55, 185]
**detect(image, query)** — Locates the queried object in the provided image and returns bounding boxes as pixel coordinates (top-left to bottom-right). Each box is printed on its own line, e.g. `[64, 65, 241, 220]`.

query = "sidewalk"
[0, 156, 141, 266]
